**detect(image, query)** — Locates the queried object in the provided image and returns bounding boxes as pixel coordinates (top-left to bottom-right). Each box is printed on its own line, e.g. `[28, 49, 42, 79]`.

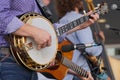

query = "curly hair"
[54, 0, 84, 18]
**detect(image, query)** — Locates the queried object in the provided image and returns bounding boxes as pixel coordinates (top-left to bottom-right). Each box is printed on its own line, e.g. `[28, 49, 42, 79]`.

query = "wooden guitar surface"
[39, 40, 73, 80]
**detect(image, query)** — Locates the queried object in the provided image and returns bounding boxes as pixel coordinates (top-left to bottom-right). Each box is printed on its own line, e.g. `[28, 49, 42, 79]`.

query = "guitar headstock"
[95, 2, 109, 15]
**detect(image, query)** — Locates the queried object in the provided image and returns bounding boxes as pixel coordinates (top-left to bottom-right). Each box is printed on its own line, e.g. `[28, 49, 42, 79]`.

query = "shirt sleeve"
[0, 0, 24, 34]
[75, 27, 103, 56]
[85, 46, 103, 56]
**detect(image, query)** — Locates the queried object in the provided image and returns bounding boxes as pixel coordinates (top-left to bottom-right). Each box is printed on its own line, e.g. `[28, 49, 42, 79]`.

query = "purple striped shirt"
[0, 0, 41, 47]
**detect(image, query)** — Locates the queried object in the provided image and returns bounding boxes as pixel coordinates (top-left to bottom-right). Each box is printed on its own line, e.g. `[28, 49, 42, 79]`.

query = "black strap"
[40, 72, 56, 79]
[35, 0, 53, 23]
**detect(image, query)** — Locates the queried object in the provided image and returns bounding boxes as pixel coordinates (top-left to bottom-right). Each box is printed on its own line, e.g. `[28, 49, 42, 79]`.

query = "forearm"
[13, 23, 51, 49]
[13, 24, 42, 38]
[66, 20, 93, 35]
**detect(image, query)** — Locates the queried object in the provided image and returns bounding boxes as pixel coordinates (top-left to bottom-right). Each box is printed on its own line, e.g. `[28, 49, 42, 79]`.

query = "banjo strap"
[35, 0, 53, 23]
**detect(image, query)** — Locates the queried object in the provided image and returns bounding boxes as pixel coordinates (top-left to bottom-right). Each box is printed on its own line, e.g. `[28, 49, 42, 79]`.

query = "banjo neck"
[56, 2, 107, 37]
[56, 15, 89, 37]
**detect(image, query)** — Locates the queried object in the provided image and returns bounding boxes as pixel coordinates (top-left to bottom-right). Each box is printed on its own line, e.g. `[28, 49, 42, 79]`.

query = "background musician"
[55, 0, 103, 80]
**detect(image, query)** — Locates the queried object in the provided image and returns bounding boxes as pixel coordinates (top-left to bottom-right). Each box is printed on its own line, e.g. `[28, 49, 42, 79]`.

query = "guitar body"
[39, 40, 73, 80]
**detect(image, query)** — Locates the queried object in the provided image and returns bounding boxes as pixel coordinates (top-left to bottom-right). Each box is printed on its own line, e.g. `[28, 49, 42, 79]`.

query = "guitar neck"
[61, 56, 88, 78]
[56, 52, 88, 78]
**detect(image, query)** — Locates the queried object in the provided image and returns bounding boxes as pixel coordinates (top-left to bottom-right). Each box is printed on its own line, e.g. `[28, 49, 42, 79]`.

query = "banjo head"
[11, 13, 58, 71]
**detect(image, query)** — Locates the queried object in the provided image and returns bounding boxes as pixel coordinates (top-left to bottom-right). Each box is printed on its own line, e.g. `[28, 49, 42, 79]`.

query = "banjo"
[7, 3, 108, 71]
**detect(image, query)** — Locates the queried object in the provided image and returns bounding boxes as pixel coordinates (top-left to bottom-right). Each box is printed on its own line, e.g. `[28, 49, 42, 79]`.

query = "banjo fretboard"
[57, 16, 89, 36]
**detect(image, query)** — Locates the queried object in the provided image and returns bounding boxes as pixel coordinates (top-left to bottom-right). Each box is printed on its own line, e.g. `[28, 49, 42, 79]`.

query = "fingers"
[87, 10, 99, 19]
[80, 72, 94, 80]
[87, 10, 99, 24]
[88, 13, 99, 24]
[89, 13, 99, 20]
[86, 11, 93, 15]
[49, 59, 55, 67]
[37, 43, 48, 50]
[95, 13, 99, 19]
[37, 36, 51, 50]
[37, 44, 46, 50]
[47, 36, 52, 46]
[87, 72, 94, 80]
[94, 13, 99, 20]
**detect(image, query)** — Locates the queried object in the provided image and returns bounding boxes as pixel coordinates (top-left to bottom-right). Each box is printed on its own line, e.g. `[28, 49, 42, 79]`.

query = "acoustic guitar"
[39, 40, 88, 80]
